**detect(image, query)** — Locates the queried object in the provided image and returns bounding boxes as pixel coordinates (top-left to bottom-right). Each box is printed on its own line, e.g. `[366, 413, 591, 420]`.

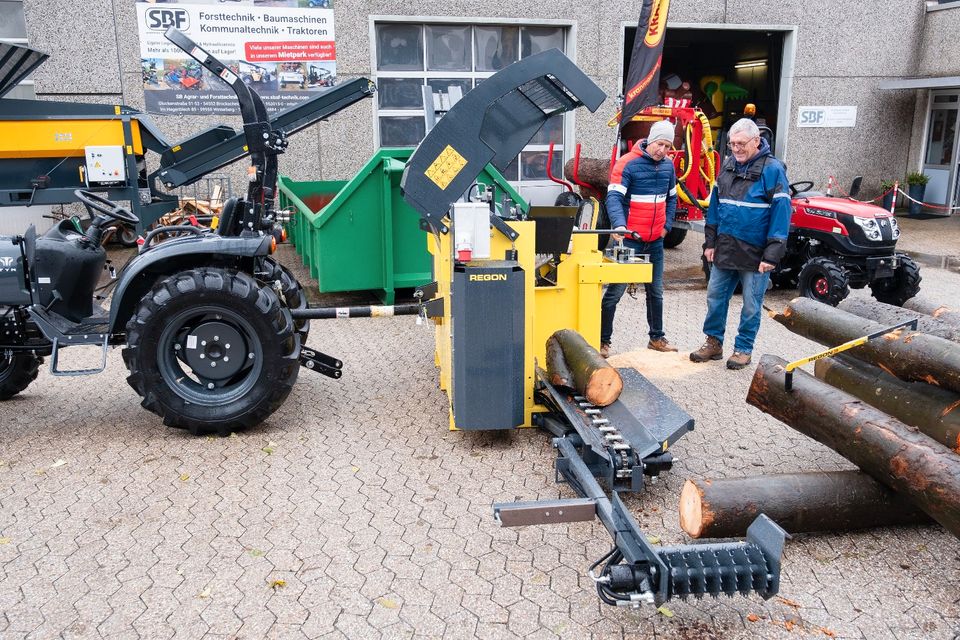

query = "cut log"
[747, 354, 960, 538]
[550, 329, 622, 406]
[545, 335, 573, 388]
[774, 297, 960, 395]
[815, 355, 960, 453]
[839, 298, 960, 345]
[904, 298, 960, 328]
[563, 157, 609, 194]
[679, 471, 932, 539]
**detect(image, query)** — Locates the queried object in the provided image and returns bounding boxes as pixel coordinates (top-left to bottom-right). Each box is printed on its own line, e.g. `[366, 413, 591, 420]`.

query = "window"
[0, 0, 35, 99]
[373, 21, 569, 184]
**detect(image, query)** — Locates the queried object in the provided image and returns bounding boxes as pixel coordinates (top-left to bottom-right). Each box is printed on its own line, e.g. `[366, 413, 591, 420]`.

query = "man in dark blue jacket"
[601, 119, 679, 357]
[690, 118, 791, 369]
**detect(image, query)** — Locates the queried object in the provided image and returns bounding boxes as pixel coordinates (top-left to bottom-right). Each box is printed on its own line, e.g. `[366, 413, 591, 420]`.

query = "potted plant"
[905, 172, 930, 216]
[880, 179, 896, 211]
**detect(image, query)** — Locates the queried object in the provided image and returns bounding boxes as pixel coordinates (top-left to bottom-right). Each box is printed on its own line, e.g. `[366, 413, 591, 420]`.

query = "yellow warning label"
[114, 106, 121, 115]
[172, 145, 182, 153]
[662, 440, 669, 452]
[126, 145, 133, 155]
[425, 145, 467, 190]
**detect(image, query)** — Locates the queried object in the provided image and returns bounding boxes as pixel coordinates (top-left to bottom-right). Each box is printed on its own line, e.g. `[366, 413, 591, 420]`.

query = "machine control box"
[84, 146, 127, 186]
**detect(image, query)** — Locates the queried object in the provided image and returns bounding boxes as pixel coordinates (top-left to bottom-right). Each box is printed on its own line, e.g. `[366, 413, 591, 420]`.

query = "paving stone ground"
[0, 237, 958, 640]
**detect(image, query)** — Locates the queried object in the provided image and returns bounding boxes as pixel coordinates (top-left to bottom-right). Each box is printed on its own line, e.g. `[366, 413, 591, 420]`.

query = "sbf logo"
[145, 8, 189, 31]
[799, 109, 826, 125]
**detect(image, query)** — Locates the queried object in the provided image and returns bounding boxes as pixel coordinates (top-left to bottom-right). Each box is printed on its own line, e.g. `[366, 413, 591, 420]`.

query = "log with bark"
[563, 157, 609, 194]
[903, 298, 960, 328]
[545, 335, 574, 388]
[815, 355, 960, 453]
[546, 329, 622, 406]
[774, 297, 960, 395]
[838, 298, 960, 345]
[679, 471, 932, 538]
[747, 354, 960, 538]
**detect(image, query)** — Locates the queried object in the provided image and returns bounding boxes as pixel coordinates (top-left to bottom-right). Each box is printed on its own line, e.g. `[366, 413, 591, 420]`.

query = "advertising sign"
[137, 1, 336, 115]
[797, 106, 857, 128]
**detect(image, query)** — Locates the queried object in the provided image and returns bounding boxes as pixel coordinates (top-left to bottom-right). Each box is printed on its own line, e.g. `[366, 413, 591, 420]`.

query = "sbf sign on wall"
[797, 106, 858, 128]
[137, 0, 337, 116]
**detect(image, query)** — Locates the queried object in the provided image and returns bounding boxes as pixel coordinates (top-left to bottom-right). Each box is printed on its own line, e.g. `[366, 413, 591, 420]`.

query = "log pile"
[681, 296, 960, 540]
[545, 329, 622, 407]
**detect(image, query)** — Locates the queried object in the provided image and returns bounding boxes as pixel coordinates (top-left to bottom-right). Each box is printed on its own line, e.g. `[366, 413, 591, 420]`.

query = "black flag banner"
[620, 0, 671, 128]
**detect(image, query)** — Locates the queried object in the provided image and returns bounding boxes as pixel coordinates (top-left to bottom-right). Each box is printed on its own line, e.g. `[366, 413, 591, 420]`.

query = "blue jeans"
[702, 265, 770, 354]
[600, 238, 664, 344]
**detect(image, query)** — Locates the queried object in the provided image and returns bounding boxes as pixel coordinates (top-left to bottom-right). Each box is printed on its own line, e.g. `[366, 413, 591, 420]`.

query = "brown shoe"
[648, 338, 679, 353]
[726, 351, 752, 370]
[600, 343, 611, 359]
[689, 336, 723, 362]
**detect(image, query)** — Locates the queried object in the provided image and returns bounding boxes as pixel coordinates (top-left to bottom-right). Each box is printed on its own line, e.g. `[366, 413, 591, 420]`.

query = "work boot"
[726, 351, 752, 370]
[689, 336, 723, 362]
[648, 337, 679, 352]
[600, 343, 611, 358]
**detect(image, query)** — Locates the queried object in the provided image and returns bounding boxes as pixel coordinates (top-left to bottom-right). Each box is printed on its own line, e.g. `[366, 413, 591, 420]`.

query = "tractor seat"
[794, 190, 825, 199]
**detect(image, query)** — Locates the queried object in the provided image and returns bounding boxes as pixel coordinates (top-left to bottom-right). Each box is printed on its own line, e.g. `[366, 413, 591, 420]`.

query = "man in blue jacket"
[690, 118, 791, 369]
[601, 119, 679, 357]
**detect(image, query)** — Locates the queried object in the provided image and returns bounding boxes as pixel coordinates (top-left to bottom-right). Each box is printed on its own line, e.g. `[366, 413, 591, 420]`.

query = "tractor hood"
[797, 195, 893, 218]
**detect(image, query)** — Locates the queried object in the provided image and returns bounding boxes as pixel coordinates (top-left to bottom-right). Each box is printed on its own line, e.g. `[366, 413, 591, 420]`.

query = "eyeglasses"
[727, 137, 759, 150]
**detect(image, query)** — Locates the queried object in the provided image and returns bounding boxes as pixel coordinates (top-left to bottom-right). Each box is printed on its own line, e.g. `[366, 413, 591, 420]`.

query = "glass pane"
[426, 78, 472, 111]
[376, 24, 423, 71]
[522, 26, 564, 58]
[934, 94, 958, 103]
[520, 150, 562, 181]
[378, 78, 424, 110]
[426, 25, 471, 72]
[380, 116, 426, 147]
[529, 114, 564, 145]
[926, 109, 957, 165]
[475, 26, 519, 72]
[0, 3, 27, 39]
[3, 83, 34, 99]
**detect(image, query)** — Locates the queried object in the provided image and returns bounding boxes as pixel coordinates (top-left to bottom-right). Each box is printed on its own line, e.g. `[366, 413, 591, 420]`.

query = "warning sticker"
[425, 145, 467, 190]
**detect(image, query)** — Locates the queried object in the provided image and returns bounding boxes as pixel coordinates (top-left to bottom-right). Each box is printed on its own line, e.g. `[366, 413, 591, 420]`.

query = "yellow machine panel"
[428, 217, 652, 430]
[0, 119, 145, 159]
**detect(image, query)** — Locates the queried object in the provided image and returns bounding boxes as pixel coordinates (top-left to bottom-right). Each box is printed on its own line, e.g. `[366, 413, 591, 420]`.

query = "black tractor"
[0, 29, 364, 434]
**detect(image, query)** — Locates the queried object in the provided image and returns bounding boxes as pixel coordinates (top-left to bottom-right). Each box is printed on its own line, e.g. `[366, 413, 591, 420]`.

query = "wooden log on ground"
[747, 354, 960, 538]
[774, 297, 960, 395]
[839, 298, 960, 345]
[679, 471, 932, 538]
[550, 329, 622, 406]
[815, 355, 960, 453]
[563, 157, 609, 194]
[545, 335, 573, 388]
[903, 298, 960, 328]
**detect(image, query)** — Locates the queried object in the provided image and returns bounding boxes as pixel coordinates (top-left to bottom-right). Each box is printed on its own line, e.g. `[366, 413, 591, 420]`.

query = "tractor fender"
[108, 233, 273, 334]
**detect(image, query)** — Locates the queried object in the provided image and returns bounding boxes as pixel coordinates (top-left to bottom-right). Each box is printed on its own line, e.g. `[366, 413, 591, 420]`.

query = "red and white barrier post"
[889, 181, 899, 214]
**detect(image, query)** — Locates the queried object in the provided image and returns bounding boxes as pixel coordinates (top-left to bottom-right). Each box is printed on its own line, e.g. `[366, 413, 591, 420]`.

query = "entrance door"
[922, 92, 960, 206]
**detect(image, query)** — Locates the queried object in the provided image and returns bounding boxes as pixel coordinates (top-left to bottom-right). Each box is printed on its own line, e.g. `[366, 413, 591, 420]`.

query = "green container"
[278, 147, 523, 304]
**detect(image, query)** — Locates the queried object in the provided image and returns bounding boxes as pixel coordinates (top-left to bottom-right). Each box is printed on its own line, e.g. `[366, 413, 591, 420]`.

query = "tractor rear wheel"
[0, 351, 43, 400]
[869, 255, 922, 307]
[663, 227, 687, 249]
[798, 257, 849, 306]
[123, 268, 299, 435]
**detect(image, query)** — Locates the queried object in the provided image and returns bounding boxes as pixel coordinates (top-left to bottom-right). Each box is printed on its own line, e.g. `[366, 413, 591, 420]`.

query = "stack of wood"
[545, 329, 623, 407]
[158, 184, 226, 227]
[679, 296, 960, 539]
[562, 157, 609, 202]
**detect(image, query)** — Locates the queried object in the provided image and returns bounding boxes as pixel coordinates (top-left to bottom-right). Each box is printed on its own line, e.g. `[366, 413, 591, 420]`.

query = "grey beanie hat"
[647, 119, 675, 145]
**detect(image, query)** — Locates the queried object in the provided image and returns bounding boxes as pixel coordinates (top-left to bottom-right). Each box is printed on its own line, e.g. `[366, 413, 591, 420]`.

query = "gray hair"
[729, 118, 761, 139]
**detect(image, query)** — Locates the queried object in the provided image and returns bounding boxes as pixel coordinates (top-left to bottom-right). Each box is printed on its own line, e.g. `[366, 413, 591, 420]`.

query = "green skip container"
[279, 147, 522, 305]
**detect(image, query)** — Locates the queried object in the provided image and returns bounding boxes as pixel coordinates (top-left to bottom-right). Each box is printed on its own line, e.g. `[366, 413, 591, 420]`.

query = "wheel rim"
[157, 304, 264, 406]
[814, 275, 830, 297]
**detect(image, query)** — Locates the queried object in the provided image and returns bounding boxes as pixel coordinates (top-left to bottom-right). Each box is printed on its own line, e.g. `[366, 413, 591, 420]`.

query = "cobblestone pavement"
[0, 239, 958, 640]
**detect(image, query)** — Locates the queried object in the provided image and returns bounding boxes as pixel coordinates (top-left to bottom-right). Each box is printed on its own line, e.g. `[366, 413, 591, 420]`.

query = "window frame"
[369, 16, 578, 186]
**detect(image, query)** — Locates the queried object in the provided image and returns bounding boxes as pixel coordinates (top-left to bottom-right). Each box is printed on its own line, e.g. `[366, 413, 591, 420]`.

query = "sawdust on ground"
[606, 348, 706, 380]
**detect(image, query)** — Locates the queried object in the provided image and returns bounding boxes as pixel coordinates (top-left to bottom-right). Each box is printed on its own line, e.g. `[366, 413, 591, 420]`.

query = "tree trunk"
[563, 157, 609, 194]
[903, 298, 960, 328]
[550, 329, 622, 406]
[839, 298, 960, 345]
[774, 297, 960, 395]
[679, 471, 932, 539]
[746, 354, 960, 538]
[815, 355, 960, 453]
[545, 335, 573, 388]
